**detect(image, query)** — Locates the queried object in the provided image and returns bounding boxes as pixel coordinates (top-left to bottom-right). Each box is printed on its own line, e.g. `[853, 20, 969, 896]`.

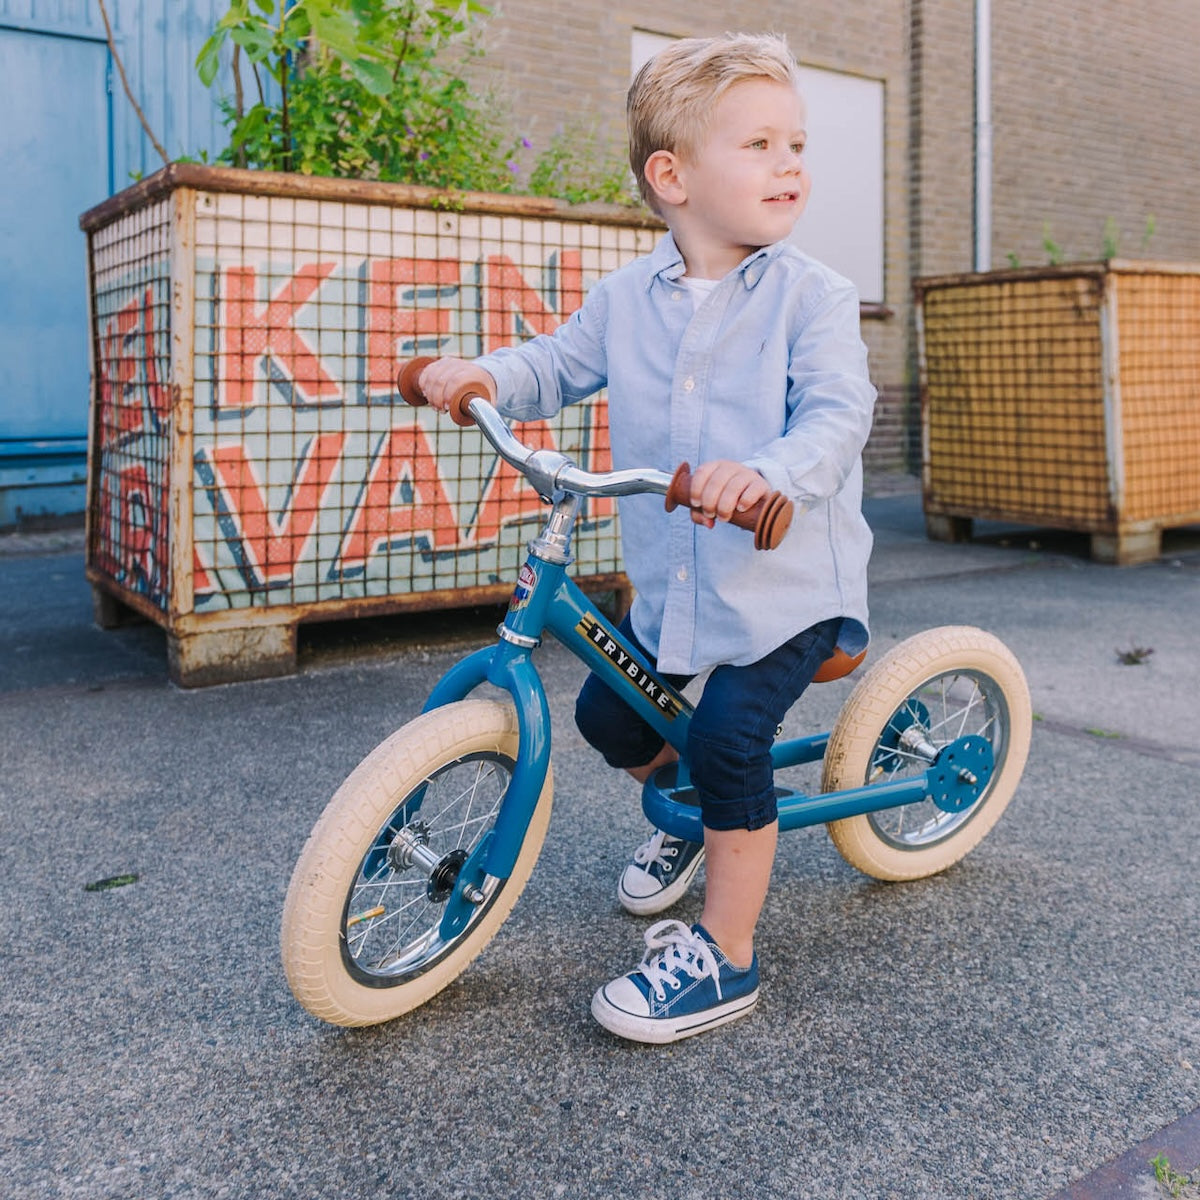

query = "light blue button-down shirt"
[478, 232, 875, 675]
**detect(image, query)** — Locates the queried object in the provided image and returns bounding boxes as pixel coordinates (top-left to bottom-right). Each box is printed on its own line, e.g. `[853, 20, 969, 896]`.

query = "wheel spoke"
[342, 751, 513, 981]
[409, 762, 505, 851]
[867, 668, 1009, 850]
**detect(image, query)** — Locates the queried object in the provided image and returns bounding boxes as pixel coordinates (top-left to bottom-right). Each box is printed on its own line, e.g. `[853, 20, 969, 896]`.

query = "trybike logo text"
[575, 614, 684, 720]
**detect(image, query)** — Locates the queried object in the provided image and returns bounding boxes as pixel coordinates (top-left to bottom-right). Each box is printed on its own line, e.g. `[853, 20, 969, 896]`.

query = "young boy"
[417, 32, 874, 1043]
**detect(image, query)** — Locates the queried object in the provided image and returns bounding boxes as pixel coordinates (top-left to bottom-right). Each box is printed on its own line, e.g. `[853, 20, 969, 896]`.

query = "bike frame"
[420, 494, 994, 918]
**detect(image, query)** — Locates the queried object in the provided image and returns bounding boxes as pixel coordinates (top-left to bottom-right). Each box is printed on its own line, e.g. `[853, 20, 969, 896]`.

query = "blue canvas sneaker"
[591, 920, 760, 1044]
[617, 829, 705, 915]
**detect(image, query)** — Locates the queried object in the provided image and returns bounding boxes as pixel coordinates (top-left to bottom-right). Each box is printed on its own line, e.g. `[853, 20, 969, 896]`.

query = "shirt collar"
[647, 232, 783, 291]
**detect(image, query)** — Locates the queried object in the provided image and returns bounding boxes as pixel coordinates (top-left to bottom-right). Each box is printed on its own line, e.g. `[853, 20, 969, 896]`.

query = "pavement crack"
[1035, 715, 1200, 768]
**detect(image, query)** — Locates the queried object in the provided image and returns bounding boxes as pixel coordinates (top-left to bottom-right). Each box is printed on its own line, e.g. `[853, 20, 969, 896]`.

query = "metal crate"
[81, 165, 661, 684]
[915, 262, 1200, 564]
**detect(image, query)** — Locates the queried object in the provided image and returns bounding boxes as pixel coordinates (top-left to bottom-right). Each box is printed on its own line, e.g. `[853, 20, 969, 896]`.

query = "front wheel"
[281, 699, 553, 1027]
[822, 626, 1031, 881]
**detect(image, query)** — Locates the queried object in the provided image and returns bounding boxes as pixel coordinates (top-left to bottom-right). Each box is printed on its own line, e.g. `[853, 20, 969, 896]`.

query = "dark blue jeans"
[574, 615, 842, 832]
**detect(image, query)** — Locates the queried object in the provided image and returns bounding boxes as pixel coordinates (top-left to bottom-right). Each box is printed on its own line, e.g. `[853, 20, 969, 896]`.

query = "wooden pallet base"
[92, 578, 635, 688]
[1088, 528, 1162, 566]
[168, 622, 299, 688]
[924, 512, 1169, 566]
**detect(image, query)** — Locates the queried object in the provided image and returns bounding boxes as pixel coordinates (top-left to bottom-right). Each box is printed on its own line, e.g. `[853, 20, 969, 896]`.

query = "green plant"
[195, 0, 633, 202]
[1042, 222, 1064, 266]
[523, 125, 633, 205]
[1099, 214, 1158, 259]
[196, 0, 392, 173]
[1102, 216, 1121, 260]
[83, 873, 140, 892]
[1151, 1152, 1200, 1198]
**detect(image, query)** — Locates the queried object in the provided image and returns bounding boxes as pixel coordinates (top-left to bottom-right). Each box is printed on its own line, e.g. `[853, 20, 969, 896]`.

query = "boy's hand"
[687, 460, 770, 528]
[416, 358, 497, 414]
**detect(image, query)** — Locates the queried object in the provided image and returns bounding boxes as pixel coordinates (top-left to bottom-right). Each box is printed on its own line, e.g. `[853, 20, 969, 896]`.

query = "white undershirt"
[679, 275, 719, 312]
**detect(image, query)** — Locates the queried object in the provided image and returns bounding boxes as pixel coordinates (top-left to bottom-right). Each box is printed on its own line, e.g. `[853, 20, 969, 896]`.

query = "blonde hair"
[627, 33, 803, 212]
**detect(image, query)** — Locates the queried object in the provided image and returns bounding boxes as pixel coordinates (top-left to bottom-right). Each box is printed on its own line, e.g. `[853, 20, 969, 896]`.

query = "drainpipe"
[974, 0, 993, 271]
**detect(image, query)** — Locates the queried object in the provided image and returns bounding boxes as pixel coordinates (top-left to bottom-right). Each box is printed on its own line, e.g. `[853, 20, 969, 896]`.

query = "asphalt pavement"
[2, 490, 1198, 1200]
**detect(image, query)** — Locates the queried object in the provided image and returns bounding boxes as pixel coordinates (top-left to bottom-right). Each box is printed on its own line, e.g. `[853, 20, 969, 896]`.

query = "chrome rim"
[866, 670, 1010, 850]
[340, 751, 513, 984]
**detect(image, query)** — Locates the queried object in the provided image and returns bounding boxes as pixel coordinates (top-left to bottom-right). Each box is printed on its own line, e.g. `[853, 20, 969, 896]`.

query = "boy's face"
[654, 77, 810, 278]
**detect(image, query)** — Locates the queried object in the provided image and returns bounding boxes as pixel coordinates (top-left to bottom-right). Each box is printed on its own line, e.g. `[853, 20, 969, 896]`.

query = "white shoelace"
[638, 920, 722, 1003]
[631, 828, 678, 874]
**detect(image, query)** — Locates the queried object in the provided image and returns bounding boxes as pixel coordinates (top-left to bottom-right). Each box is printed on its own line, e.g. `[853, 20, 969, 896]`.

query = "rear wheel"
[822, 627, 1031, 881]
[281, 699, 552, 1026]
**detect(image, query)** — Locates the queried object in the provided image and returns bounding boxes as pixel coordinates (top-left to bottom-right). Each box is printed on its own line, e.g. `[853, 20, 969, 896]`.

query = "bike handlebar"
[397, 356, 793, 550]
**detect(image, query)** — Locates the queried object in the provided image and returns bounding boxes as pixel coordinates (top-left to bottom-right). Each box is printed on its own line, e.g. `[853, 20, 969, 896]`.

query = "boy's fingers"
[417, 363, 449, 410]
[421, 362, 496, 415]
[416, 366, 438, 408]
[734, 477, 770, 512]
[712, 478, 745, 520]
[691, 462, 768, 520]
[690, 461, 734, 514]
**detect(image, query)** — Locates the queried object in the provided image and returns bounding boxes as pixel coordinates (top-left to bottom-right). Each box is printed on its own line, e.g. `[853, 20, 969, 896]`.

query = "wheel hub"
[425, 848, 469, 903]
[872, 700, 933, 776]
[386, 822, 474, 903]
[928, 734, 995, 813]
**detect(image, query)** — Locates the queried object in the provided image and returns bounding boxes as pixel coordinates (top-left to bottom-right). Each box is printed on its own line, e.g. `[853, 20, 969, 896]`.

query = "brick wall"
[911, 0, 1200, 272]
[990, 0, 1200, 269]
[909, 0, 976, 278]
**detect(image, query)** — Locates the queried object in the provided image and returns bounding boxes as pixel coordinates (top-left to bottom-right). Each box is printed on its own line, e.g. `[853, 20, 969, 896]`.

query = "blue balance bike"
[281, 362, 1032, 1027]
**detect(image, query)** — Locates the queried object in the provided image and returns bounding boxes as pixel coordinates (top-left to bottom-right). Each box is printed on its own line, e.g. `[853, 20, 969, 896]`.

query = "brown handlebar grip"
[665, 463, 794, 551]
[396, 356, 436, 406]
[395, 357, 486, 427]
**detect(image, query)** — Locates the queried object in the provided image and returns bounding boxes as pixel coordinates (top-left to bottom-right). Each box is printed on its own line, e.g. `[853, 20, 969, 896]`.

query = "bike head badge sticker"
[509, 563, 537, 611]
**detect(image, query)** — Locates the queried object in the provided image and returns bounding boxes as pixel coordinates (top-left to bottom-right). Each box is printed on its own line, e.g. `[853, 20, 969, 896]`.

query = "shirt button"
[682, 377, 695, 392]
[746, 271, 757, 285]
[671, 290, 683, 301]
[676, 566, 688, 582]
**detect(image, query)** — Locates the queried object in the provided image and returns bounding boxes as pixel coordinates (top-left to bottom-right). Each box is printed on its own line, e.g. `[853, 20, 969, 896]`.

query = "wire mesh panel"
[919, 272, 1111, 525]
[1113, 270, 1200, 524]
[917, 262, 1200, 563]
[86, 197, 174, 611]
[189, 190, 655, 614]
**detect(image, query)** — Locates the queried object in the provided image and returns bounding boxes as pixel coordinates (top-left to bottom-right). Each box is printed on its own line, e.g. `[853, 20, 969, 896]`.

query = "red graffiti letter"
[366, 258, 460, 394]
[336, 423, 460, 575]
[483, 252, 583, 351]
[221, 263, 341, 409]
[192, 544, 216, 603]
[94, 463, 167, 600]
[469, 422, 560, 544]
[98, 296, 145, 445]
[200, 432, 344, 588]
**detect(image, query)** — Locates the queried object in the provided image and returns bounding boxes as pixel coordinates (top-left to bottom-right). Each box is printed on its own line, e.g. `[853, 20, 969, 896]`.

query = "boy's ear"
[643, 150, 686, 208]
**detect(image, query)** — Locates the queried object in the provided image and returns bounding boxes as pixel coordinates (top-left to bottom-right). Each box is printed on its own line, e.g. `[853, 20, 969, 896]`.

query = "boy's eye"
[791, 141, 806, 155]
[748, 138, 768, 149]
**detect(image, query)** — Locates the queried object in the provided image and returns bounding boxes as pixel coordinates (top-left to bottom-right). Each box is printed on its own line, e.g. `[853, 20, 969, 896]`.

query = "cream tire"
[281, 699, 552, 1027]
[822, 626, 1031, 881]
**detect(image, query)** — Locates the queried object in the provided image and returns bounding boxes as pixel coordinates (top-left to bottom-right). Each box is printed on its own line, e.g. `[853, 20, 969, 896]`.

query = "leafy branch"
[193, 0, 632, 202]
